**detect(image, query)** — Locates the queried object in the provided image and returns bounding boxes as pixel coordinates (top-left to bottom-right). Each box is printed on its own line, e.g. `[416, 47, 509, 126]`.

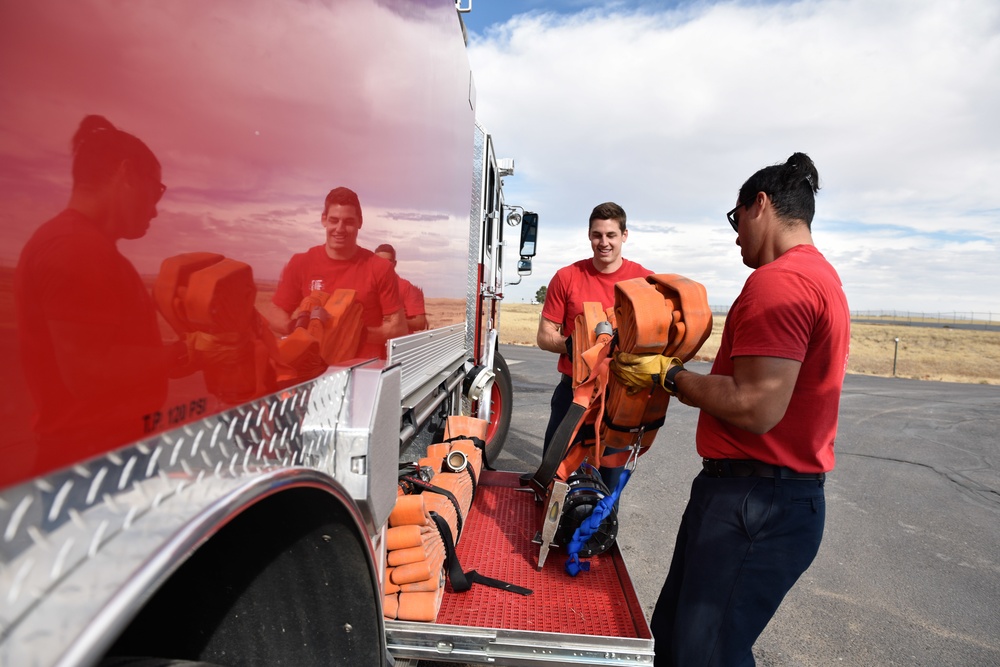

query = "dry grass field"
[499, 303, 1000, 386]
[1, 260, 994, 386]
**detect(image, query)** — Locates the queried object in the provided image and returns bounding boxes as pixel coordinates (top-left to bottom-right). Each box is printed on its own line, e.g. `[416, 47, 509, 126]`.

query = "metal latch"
[535, 480, 569, 569]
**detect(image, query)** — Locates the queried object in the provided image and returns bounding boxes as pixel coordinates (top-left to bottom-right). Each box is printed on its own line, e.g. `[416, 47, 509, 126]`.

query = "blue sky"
[459, 0, 1000, 315]
[460, 0, 682, 32]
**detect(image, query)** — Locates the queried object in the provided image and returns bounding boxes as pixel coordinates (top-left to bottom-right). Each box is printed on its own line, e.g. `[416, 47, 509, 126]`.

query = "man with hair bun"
[648, 153, 851, 666]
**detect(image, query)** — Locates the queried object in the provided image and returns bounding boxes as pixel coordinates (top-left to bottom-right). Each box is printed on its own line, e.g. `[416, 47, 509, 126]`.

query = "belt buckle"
[702, 458, 725, 477]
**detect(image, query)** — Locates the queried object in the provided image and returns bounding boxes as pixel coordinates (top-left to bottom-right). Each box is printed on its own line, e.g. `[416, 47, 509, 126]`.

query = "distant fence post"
[893, 338, 899, 377]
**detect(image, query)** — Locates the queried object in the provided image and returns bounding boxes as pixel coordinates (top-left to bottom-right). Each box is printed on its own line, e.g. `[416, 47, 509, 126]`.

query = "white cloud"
[470, 0, 1000, 313]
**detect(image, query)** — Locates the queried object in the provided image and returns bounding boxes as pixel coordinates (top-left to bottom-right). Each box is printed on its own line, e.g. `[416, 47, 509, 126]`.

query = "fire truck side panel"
[0, 1, 483, 665]
[0, 0, 478, 489]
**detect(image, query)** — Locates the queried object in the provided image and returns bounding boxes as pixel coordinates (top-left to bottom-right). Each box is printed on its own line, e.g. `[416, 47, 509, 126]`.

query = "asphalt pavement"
[493, 344, 1000, 667]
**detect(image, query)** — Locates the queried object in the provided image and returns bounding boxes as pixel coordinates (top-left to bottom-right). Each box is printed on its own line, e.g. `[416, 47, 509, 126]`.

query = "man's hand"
[611, 352, 684, 394]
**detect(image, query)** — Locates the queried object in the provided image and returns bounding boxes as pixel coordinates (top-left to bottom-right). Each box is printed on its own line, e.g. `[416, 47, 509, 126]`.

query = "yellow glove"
[611, 352, 685, 394]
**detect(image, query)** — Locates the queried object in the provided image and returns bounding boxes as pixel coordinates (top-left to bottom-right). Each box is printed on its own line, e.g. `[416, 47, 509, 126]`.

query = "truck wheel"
[102, 490, 386, 667]
[482, 352, 513, 464]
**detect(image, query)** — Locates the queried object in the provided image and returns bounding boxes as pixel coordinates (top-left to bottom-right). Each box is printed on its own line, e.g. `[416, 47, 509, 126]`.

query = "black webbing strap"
[429, 511, 532, 596]
[604, 414, 666, 434]
[460, 462, 478, 495]
[528, 402, 586, 496]
[399, 476, 464, 539]
[441, 434, 495, 471]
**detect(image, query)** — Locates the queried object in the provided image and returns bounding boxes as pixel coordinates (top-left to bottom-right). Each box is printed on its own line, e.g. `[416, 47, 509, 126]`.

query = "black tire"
[103, 490, 386, 666]
[481, 351, 513, 465]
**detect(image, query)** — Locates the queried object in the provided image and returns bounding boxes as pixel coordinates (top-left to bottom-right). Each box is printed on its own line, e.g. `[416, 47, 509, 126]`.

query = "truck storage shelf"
[386, 470, 654, 665]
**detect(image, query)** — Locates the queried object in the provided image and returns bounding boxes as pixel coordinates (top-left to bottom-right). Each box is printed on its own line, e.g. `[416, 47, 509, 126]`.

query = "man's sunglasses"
[726, 203, 743, 233]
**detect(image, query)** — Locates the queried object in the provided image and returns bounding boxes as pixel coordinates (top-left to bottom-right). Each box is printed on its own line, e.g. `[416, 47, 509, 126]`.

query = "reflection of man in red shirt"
[14, 115, 177, 475]
[268, 187, 406, 359]
[374, 243, 428, 333]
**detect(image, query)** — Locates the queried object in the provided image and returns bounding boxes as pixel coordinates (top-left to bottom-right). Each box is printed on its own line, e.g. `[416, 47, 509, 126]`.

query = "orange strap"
[602, 274, 713, 465]
[315, 289, 364, 364]
[153, 252, 226, 335]
[155, 252, 282, 403]
[276, 288, 365, 384]
[275, 328, 325, 384]
[554, 329, 614, 481]
[572, 302, 614, 384]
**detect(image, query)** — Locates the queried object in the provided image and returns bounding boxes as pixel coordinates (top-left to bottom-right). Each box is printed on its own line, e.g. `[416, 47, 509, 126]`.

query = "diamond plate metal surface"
[0, 364, 398, 667]
[466, 123, 486, 360]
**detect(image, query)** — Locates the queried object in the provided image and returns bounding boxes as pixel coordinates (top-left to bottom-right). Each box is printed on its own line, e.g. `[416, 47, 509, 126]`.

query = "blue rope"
[565, 467, 631, 576]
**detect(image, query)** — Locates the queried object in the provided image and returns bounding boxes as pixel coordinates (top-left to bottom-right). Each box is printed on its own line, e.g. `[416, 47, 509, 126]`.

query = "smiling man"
[535, 202, 654, 488]
[269, 186, 405, 359]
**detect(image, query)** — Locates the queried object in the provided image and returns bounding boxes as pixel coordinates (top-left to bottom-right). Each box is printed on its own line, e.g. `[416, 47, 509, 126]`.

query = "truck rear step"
[385, 470, 654, 665]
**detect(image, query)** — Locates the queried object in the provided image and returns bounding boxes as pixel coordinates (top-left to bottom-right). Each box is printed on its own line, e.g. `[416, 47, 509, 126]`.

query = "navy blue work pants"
[650, 471, 826, 666]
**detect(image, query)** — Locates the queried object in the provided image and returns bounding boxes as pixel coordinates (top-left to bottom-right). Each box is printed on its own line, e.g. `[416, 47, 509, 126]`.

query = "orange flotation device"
[529, 274, 712, 569]
[275, 288, 365, 385]
[532, 272, 712, 494]
[154, 253, 279, 403]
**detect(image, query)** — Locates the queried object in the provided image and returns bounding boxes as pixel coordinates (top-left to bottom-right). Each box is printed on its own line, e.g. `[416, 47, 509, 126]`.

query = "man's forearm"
[537, 325, 568, 354]
[262, 302, 293, 335]
[406, 313, 428, 332]
[675, 371, 761, 432]
[675, 366, 792, 435]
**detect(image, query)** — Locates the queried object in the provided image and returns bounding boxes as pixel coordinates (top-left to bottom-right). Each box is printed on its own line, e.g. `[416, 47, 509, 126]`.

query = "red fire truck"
[0, 2, 653, 665]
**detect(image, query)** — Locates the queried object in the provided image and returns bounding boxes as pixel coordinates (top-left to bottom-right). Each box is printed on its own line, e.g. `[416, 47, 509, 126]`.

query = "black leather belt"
[559, 372, 574, 385]
[702, 458, 825, 481]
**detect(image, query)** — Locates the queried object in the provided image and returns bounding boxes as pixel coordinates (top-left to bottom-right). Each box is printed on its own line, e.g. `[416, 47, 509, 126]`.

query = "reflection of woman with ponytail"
[14, 115, 180, 470]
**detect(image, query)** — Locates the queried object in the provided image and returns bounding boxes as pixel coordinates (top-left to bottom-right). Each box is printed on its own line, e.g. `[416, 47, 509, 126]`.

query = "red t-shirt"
[398, 276, 425, 319]
[542, 258, 654, 376]
[273, 245, 403, 357]
[697, 245, 851, 473]
[14, 209, 168, 454]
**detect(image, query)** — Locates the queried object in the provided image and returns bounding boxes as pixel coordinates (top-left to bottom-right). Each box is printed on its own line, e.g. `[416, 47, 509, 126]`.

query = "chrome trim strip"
[385, 620, 655, 665]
